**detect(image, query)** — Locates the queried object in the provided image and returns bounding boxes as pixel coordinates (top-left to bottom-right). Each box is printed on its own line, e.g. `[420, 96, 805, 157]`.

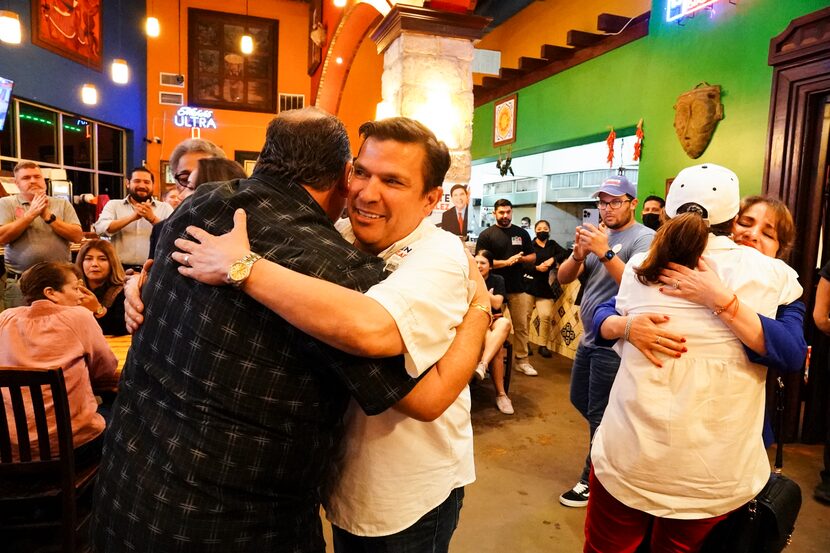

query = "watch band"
[45, 214, 57, 225]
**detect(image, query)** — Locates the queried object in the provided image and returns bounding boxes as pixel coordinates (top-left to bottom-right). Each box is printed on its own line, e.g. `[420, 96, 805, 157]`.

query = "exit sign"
[666, 0, 720, 22]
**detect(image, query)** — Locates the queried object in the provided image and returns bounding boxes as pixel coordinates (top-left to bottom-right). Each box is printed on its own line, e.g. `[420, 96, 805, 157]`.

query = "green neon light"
[19, 113, 54, 126]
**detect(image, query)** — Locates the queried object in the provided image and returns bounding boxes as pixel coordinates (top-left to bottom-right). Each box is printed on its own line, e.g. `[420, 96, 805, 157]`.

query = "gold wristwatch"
[227, 252, 262, 288]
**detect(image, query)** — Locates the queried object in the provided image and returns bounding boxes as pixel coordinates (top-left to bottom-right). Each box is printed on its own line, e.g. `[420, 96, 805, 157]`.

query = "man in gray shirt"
[93, 166, 173, 271]
[555, 175, 654, 508]
[0, 161, 84, 310]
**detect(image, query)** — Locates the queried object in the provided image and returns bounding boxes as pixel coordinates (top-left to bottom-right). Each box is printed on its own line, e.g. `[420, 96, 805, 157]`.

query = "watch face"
[229, 262, 249, 283]
[605, 250, 615, 260]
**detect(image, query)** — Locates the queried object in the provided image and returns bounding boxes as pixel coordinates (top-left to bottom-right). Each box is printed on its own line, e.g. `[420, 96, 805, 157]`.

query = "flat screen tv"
[0, 77, 13, 132]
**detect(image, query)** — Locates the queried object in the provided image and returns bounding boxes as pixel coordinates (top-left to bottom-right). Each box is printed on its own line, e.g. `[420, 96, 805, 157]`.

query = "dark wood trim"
[566, 30, 605, 48]
[763, 5, 830, 443]
[769, 6, 830, 67]
[540, 44, 575, 61]
[518, 56, 548, 71]
[371, 4, 491, 54]
[597, 13, 634, 33]
[475, 12, 649, 107]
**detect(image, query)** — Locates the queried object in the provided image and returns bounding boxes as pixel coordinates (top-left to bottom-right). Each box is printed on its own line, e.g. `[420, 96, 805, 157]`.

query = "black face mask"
[535, 231, 550, 241]
[642, 213, 661, 231]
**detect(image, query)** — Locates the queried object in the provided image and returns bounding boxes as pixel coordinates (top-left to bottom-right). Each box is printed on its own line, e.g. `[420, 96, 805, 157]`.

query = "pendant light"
[111, 59, 129, 84]
[240, 0, 254, 55]
[81, 83, 98, 105]
[334, 0, 347, 7]
[146, 17, 160, 37]
[110, 0, 129, 84]
[0, 10, 21, 44]
[146, 0, 160, 37]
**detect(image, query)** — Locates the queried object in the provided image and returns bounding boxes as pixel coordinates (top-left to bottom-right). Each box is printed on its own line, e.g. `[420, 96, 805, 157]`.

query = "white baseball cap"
[665, 163, 740, 225]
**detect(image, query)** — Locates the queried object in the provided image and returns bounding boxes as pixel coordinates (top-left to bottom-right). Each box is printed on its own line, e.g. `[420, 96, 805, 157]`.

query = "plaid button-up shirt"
[91, 169, 416, 552]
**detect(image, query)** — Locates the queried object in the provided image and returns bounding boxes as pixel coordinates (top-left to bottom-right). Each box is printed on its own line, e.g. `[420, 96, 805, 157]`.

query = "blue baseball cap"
[592, 175, 637, 199]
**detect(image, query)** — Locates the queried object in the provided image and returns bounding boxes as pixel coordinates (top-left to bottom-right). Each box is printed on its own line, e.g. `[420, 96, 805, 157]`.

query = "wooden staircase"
[473, 12, 650, 107]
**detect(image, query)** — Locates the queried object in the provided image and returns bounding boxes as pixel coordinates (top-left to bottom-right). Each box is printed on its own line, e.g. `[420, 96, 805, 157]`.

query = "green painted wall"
[472, 0, 829, 200]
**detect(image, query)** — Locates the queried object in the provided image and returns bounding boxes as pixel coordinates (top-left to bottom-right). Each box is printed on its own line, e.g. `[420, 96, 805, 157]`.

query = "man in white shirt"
[93, 167, 173, 271]
[168, 117, 482, 552]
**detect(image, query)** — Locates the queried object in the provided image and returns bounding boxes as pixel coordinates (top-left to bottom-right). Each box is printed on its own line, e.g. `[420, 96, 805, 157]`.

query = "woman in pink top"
[0, 261, 118, 464]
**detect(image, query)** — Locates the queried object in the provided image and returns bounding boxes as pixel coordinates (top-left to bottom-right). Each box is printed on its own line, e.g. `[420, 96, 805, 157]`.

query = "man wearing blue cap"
[555, 174, 654, 508]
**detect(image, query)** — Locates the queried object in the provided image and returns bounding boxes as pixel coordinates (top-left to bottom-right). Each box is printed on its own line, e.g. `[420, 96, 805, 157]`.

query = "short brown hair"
[358, 117, 451, 195]
[19, 262, 81, 305]
[634, 212, 709, 285]
[13, 161, 40, 176]
[737, 195, 795, 259]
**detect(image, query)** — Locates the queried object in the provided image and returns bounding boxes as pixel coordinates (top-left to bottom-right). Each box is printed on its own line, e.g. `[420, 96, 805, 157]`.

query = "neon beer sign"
[666, 0, 719, 22]
[173, 106, 218, 129]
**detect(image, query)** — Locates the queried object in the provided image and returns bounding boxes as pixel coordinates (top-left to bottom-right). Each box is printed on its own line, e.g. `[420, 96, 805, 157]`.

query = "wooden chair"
[502, 340, 513, 394]
[0, 366, 99, 552]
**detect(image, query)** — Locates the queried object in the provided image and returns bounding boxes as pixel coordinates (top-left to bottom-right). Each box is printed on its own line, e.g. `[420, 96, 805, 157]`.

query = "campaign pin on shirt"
[612, 243, 623, 254]
[383, 245, 413, 274]
[511, 236, 523, 246]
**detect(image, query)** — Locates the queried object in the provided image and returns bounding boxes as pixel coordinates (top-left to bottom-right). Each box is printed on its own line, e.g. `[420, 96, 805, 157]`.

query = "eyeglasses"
[597, 199, 631, 210]
[174, 171, 195, 189]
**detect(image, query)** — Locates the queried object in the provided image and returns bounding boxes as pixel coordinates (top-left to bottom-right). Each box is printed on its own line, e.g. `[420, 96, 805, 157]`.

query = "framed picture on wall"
[308, 0, 323, 75]
[493, 94, 518, 147]
[160, 161, 175, 186]
[234, 150, 259, 176]
[31, 1, 103, 70]
[188, 9, 278, 113]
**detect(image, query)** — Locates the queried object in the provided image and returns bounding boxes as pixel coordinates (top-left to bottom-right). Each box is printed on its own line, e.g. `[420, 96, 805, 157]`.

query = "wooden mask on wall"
[673, 82, 724, 159]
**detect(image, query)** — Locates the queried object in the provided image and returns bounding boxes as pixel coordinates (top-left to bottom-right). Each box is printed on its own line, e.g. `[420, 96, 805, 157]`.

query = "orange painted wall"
[145, 0, 309, 190]
[338, 33, 384, 154]
[473, 0, 650, 85]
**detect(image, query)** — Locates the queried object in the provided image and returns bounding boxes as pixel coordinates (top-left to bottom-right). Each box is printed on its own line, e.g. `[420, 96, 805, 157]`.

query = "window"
[62, 116, 93, 169]
[0, 99, 126, 199]
[18, 103, 58, 164]
[97, 124, 123, 174]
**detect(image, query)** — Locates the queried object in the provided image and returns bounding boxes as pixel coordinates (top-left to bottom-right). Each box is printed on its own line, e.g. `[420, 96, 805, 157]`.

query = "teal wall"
[471, 0, 829, 200]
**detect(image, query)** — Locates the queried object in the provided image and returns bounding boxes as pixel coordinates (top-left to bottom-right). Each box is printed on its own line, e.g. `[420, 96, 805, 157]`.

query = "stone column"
[371, 5, 489, 185]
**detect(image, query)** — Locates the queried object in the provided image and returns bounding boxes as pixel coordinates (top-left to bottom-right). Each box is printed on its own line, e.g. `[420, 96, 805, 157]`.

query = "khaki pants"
[534, 297, 555, 346]
[507, 292, 533, 359]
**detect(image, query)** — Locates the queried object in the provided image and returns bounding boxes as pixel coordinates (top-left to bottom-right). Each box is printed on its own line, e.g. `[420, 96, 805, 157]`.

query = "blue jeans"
[332, 487, 464, 553]
[569, 342, 621, 484]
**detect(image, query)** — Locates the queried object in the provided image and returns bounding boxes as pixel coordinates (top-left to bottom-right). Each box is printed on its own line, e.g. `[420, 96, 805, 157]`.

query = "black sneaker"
[559, 481, 590, 507]
[539, 345, 552, 358]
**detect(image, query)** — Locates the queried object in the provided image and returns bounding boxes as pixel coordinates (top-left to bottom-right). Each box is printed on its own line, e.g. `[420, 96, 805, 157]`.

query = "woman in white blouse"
[584, 164, 802, 552]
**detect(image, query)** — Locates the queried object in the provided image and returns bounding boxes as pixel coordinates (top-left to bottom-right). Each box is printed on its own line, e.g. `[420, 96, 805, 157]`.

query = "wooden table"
[105, 335, 132, 374]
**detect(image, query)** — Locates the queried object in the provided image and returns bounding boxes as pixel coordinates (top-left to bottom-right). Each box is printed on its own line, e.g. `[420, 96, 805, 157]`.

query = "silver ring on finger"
[184, 255, 190, 266]
[673, 280, 680, 290]
[656, 336, 662, 345]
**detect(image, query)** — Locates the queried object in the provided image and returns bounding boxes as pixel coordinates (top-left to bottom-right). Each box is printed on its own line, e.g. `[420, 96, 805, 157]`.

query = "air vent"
[160, 72, 185, 88]
[159, 92, 184, 106]
[279, 93, 305, 112]
[472, 49, 501, 75]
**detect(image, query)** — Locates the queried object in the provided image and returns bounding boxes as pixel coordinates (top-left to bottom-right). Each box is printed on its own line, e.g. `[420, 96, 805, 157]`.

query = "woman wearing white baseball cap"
[583, 163, 803, 552]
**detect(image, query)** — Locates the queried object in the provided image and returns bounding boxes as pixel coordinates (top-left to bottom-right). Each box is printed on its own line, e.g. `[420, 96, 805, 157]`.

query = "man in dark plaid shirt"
[90, 109, 419, 552]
